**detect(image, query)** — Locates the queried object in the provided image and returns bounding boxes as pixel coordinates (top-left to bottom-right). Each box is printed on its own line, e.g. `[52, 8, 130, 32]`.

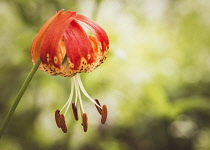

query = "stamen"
[55, 109, 61, 128]
[74, 79, 78, 105]
[60, 78, 75, 114]
[72, 102, 79, 121]
[55, 74, 108, 133]
[59, 114, 68, 133]
[82, 113, 88, 132]
[75, 74, 102, 109]
[74, 76, 85, 113]
[64, 83, 74, 116]
[94, 99, 102, 115]
[101, 105, 108, 124]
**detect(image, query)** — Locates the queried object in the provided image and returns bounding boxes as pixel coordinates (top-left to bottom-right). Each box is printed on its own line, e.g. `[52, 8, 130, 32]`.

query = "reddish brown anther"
[82, 113, 88, 132]
[72, 102, 79, 121]
[59, 114, 68, 133]
[101, 105, 108, 124]
[94, 99, 102, 115]
[55, 109, 61, 128]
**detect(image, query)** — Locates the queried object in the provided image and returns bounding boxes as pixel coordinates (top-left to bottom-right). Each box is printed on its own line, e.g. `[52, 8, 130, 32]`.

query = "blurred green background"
[1, 0, 210, 150]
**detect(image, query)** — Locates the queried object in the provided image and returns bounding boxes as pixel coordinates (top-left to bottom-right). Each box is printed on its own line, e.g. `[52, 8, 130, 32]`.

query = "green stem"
[0, 59, 41, 139]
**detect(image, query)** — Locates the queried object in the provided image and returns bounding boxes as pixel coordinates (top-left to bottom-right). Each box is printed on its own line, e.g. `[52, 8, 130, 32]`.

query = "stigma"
[54, 74, 108, 133]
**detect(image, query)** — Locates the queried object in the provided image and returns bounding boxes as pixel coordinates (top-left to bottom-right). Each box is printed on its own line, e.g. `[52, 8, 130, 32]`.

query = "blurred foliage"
[1, 0, 210, 150]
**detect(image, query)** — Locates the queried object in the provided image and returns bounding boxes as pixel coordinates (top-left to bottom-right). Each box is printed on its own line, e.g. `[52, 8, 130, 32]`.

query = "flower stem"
[0, 59, 41, 139]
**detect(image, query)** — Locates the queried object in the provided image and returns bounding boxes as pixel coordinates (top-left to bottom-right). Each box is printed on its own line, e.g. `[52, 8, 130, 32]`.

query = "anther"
[72, 102, 79, 121]
[94, 99, 102, 115]
[82, 113, 88, 132]
[59, 114, 68, 133]
[101, 105, 108, 124]
[55, 109, 61, 128]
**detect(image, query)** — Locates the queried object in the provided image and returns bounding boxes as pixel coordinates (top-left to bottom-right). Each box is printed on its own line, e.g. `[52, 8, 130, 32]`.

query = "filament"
[75, 74, 102, 109]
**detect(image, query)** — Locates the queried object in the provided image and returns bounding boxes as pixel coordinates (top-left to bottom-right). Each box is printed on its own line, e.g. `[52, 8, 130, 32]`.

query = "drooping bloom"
[31, 10, 109, 133]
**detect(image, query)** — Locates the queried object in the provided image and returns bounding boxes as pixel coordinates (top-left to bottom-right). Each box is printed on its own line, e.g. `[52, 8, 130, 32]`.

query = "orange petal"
[40, 11, 77, 68]
[75, 14, 109, 52]
[64, 20, 94, 71]
[31, 10, 64, 64]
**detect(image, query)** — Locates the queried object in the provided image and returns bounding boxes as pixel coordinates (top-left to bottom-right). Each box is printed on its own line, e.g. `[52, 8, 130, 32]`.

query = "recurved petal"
[31, 10, 64, 64]
[40, 11, 77, 68]
[64, 20, 94, 72]
[75, 14, 109, 52]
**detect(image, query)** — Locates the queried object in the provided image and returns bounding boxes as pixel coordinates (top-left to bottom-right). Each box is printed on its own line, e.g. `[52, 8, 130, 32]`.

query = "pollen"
[82, 113, 88, 132]
[55, 109, 67, 133]
[59, 114, 67, 133]
[101, 105, 108, 124]
[55, 109, 61, 128]
[94, 99, 102, 115]
[72, 102, 78, 121]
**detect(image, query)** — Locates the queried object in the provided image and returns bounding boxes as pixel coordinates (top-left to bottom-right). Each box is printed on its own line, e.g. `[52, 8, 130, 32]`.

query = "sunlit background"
[1, 0, 210, 150]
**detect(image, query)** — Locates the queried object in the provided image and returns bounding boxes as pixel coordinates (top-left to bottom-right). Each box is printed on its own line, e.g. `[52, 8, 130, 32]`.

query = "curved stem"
[0, 59, 41, 139]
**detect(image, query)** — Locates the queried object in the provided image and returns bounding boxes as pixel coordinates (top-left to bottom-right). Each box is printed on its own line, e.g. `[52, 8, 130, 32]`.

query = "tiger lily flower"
[31, 10, 109, 133]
